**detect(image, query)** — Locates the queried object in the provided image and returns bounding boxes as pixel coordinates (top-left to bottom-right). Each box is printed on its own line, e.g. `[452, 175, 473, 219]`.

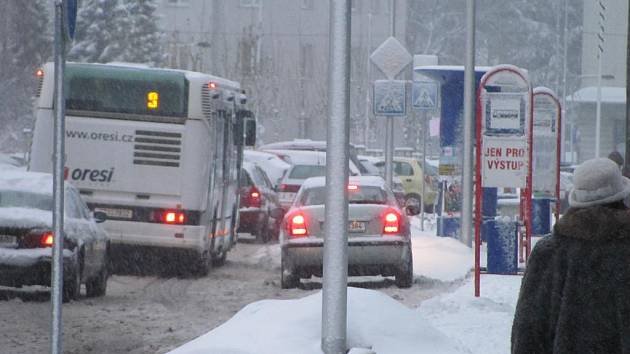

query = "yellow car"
[374, 157, 438, 213]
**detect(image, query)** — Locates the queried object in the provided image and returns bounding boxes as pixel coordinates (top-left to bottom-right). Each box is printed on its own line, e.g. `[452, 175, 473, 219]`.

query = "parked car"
[243, 150, 291, 189]
[259, 139, 370, 175]
[269, 150, 361, 210]
[0, 171, 109, 302]
[360, 156, 420, 208]
[373, 157, 438, 212]
[279, 175, 419, 289]
[238, 162, 283, 243]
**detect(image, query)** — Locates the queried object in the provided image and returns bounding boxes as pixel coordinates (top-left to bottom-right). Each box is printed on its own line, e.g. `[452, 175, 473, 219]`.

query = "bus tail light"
[288, 213, 308, 237]
[163, 211, 185, 224]
[383, 211, 400, 235]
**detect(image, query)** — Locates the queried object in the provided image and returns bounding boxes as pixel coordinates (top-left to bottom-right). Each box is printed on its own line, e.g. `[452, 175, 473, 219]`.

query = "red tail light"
[383, 211, 400, 235]
[41, 232, 54, 247]
[347, 184, 359, 191]
[163, 211, 185, 224]
[249, 186, 262, 208]
[279, 184, 301, 193]
[288, 213, 308, 237]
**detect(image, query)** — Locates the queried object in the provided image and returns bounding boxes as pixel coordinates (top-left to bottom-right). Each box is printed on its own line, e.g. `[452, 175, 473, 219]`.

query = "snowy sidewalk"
[168, 216, 523, 354]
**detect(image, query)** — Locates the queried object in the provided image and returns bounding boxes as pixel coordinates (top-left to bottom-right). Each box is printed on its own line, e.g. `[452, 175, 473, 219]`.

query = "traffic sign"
[63, 0, 78, 41]
[412, 81, 438, 110]
[373, 80, 406, 116]
[370, 37, 412, 80]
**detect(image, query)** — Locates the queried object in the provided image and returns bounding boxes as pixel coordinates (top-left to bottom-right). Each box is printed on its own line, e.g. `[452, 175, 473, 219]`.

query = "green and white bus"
[29, 62, 255, 274]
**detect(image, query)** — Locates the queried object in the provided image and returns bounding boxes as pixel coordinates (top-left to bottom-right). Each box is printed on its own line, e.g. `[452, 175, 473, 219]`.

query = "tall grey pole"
[51, 1, 66, 353]
[384, 0, 396, 188]
[561, 0, 568, 162]
[363, 10, 373, 147]
[626, 0, 630, 167]
[321, 0, 350, 353]
[420, 110, 427, 231]
[461, 0, 476, 247]
[595, 53, 603, 158]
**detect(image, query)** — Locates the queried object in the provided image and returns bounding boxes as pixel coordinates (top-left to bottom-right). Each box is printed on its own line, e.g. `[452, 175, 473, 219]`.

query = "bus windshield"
[64, 63, 188, 119]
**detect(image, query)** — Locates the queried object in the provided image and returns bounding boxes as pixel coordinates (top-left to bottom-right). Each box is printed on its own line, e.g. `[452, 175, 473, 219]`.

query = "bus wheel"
[194, 251, 211, 276]
[211, 250, 227, 267]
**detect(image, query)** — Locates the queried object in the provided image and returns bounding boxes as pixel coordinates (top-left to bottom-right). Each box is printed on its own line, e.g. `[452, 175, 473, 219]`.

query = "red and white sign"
[482, 137, 528, 188]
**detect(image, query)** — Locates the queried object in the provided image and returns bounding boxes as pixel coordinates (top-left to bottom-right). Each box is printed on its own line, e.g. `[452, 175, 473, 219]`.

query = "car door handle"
[405, 178, 412, 182]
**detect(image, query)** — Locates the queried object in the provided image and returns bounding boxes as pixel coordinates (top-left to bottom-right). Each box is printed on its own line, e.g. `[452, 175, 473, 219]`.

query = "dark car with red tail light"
[237, 162, 283, 243]
[278, 176, 419, 289]
[0, 172, 109, 302]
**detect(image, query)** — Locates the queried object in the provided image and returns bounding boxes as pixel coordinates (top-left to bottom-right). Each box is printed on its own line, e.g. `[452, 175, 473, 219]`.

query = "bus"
[29, 62, 256, 275]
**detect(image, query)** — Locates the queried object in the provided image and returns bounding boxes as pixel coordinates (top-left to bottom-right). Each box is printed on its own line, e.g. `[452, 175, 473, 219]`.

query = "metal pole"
[384, 0, 396, 188]
[321, 0, 350, 353]
[420, 111, 427, 231]
[595, 52, 603, 158]
[364, 10, 372, 147]
[462, 0, 476, 247]
[561, 0, 568, 162]
[626, 0, 630, 166]
[51, 1, 66, 353]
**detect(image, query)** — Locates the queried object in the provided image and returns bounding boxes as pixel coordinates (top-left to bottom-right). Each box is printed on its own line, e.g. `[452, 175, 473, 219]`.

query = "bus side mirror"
[245, 119, 256, 147]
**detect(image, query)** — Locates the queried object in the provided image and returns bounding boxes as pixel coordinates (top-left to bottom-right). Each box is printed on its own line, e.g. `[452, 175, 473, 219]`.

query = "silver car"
[278, 176, 418, 289]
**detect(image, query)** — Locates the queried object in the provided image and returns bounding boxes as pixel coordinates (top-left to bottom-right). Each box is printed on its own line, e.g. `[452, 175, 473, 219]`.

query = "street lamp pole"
[595, 0, 606, 158]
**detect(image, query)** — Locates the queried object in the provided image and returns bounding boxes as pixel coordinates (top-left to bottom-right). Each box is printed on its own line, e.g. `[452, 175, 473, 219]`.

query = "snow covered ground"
[168, 216, 523, 354]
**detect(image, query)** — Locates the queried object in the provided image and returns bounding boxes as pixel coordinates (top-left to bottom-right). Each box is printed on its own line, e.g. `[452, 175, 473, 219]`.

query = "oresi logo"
[65, 167, 115, 183]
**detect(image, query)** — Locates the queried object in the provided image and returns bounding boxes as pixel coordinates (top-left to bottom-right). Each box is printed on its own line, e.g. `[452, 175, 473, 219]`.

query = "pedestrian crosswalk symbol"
[373, 80, 406, 116]
[412, 81, 438, 110]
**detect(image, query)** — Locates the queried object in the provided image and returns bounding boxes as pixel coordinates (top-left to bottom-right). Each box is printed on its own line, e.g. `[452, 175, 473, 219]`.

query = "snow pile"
[168, 287, 470, 354]
[410, 218, 473, 282]
[417, 274, 523, 354]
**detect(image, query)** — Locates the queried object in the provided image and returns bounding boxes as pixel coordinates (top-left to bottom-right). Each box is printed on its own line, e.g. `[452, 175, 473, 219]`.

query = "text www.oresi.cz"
[66, 130, 134, 143]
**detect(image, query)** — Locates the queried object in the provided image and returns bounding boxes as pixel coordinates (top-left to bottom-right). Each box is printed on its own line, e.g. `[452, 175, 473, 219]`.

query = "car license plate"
[0, 235, 18, 248]
[95, 207, 133, 219]
[279, 192, 296, 203]
[348, 220, 366, 233]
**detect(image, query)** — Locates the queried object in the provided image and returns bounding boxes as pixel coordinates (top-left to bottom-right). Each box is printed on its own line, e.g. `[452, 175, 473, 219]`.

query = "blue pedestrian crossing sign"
[373, 80, 406, 117]
[412, 81, 438, 110]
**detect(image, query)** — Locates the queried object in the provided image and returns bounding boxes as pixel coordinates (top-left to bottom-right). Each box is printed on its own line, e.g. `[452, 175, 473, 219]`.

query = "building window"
[240, 0, 262, 7]
[300, 43, 313, 78]
[371, 0, 379, 14]
[239, 39, 255, 75]
[301, 0, 314, 10]
[166, 0, 189, 6]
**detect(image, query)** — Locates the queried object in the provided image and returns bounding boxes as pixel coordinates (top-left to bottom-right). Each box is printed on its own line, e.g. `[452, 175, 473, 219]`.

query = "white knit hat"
[569, 158, 630, 208]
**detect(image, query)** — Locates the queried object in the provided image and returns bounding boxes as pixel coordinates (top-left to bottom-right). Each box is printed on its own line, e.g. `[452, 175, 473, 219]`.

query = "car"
[259, 139, 370, 175]
[0, 171, 109, 302]
[373, 157, 438, 213]
[243, 150, 291, 189]
[360, 156, 419, 208]
[238, 161, 283, 243]
[269, 150, 361, 210]
[278, 175, 419, 289]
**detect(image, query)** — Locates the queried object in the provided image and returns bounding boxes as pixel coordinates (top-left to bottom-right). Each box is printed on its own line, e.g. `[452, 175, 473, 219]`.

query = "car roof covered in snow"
[0, 171, 74, 195]
[301, 175, 387, 190]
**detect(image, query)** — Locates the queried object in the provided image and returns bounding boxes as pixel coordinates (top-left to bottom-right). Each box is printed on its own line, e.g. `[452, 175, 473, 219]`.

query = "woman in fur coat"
[512, 158, 630, 354]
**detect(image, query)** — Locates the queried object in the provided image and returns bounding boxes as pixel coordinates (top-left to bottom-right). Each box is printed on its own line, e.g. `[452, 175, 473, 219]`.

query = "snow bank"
[410, 217, 473, 282]
[417, 274, 522, 354]
[168, 287, 470, 354]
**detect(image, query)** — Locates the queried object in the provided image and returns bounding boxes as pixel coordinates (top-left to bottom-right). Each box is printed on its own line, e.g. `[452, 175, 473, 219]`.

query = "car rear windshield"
[288, 165, 327, 179]
[300, 186, 387, 206]
[0, 190, 52, 211]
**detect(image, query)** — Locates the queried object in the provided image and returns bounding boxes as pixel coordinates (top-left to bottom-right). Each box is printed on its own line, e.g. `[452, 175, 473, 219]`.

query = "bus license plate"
[0, 235, 17, 248]
[96, 207, 133, 219]
[348, 220, 366, 233]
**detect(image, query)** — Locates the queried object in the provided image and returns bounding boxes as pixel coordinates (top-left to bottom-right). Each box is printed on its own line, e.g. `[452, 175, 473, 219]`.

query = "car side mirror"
[93, 211, 107, 223]
[405, 205, 420, 216]
[270, 207, 284, 220]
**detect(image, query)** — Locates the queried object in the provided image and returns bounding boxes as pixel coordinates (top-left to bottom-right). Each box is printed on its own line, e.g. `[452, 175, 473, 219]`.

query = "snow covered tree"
[69, 0, 131, 63]
[123, 0, 165, 66]
[0, 0, 51, 150]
